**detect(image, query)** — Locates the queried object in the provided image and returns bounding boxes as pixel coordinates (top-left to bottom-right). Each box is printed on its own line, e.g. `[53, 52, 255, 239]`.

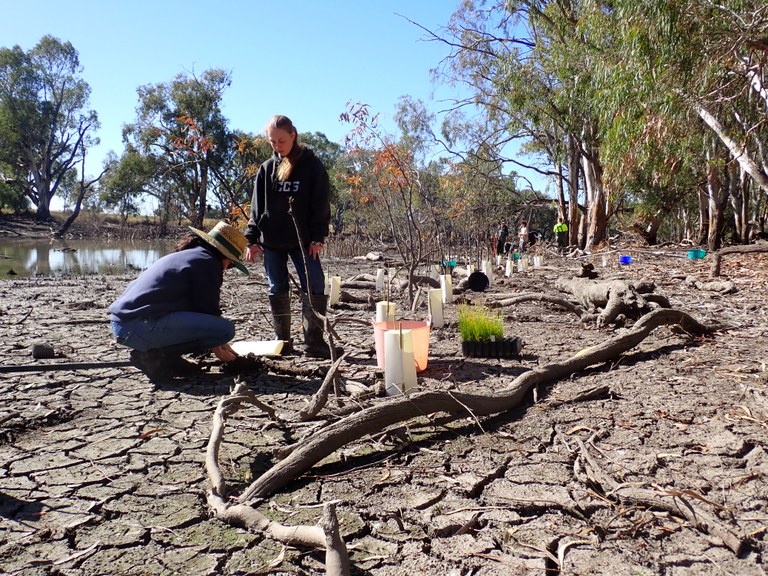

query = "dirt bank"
[1, 242, 767, 575]
[0, 213, 188, 240]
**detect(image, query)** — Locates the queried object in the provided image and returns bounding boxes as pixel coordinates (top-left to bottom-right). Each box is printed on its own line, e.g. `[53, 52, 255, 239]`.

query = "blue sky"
[1, 0, 467, 173]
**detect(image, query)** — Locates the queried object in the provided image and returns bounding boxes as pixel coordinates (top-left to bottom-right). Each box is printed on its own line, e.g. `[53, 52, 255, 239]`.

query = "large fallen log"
[709, 243, 768, 277]
[554, 277, 666, 327]
[238, 308, 713, 502]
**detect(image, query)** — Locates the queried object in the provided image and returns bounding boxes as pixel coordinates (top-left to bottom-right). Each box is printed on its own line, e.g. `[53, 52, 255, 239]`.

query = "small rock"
[31, 343, 56, 359]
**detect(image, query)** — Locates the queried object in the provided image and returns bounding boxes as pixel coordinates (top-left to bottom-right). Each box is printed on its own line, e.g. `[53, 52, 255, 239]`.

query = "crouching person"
[108, 221, 249, 382]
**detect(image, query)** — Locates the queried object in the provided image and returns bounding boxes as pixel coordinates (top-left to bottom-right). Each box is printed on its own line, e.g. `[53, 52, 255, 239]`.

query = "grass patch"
[458, 304, 504, 342]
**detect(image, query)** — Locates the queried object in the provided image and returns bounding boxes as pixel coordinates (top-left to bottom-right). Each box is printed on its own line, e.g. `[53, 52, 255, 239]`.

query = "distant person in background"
[244, 114, 337, 359]
[108, 221, 248, 382]
[518, 220, 530, 253]
[495, 219, 509, 255]
[553, 217, 569, 252]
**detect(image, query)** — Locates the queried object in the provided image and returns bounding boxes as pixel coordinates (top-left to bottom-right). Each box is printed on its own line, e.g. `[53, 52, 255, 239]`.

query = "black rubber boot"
[130, 342, 202, 382]
[155, 342, 204, 376]
[302, 294, 342, 359]
[269, 293, 294, 355]
[129, 349, 175, 383]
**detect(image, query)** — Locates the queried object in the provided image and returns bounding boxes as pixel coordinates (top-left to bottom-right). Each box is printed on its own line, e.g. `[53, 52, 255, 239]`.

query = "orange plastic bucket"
[373, 320, 430, 372]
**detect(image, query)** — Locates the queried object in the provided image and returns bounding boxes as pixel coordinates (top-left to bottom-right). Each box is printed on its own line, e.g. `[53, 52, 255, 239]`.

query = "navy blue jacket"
[108, 246, 224, 320]
[245, 147, 330, 249]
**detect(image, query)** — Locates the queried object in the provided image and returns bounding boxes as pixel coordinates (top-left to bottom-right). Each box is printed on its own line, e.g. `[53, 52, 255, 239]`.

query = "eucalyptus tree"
[0, 35, 99, 221]
[432, 1, 617, 249]
[122, 69, 231, 228]
[589, 1, 768, 248]
[206, 130, 271, 223]
[99, 147, 165, 223]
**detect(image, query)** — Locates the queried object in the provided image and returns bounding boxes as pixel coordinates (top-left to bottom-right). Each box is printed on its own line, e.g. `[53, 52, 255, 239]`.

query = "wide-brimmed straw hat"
[189, 221, 249, 275]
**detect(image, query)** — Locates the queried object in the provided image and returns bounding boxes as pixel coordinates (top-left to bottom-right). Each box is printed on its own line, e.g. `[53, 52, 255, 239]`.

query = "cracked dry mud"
[1, 247, 767, 575]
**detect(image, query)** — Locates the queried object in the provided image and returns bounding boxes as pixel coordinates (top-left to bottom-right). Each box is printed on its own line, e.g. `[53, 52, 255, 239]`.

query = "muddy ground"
[1, 221, 767, 575]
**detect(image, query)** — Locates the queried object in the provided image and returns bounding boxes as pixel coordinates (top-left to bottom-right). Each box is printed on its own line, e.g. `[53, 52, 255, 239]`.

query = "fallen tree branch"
[554, 277, 667, 327]
[206, 382, 279, 497]
[574, 438, 749, 555]
[205, 383, 350, 576]
[710, 244, 768, 277]
[486, 293, 584, 317]
[0, 360, 133, 373]
[260, 357, 328, 378]
[207, 493, 349, 576]
[299, 354, 349, 421]
[685, 276, 737, 294]
[238, 308, 714, 502]
[395, 275, 440, 290]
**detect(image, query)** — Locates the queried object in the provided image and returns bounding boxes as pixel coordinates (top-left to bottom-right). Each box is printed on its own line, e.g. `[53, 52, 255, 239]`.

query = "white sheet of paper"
[230, 340, 284, 357]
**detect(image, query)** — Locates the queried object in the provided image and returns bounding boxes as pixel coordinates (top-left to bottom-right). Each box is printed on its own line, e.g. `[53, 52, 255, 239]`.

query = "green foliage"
[458, 304, 504, 342]
[0, 35, 98, 220]
[0, 177, 29, 213]
[121, 69, 232, 227]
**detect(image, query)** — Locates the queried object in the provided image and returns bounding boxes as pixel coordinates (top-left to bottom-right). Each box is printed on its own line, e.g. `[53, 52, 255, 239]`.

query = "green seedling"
[458, 304, 504, 342]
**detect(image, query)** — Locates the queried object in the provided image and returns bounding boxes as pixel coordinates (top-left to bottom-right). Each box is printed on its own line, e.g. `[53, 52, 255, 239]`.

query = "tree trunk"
[26, 146, 52, 221]
[567, 134, 580, 247]
[583, 153, 607, 249]
[705, 142, 730, 251]
[695, 103, 768, 192]
[728, 167, 750, 244]
[55, 161, 108, 238]
[697, 185, 709, 245]
[556, 160, 567, 221]
[197, 158, 209, 228]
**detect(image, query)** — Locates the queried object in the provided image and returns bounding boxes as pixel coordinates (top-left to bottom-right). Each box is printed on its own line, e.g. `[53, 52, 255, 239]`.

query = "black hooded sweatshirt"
[244, 146, 330, 250]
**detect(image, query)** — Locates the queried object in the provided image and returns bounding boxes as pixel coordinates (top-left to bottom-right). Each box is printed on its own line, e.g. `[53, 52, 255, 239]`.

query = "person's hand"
[212, 343, 238, 363]
[245, 244, 263, 263]
[309, 241, 323, 259]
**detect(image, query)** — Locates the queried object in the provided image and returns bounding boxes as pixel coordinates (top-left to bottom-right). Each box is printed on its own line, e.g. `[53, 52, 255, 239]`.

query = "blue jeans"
[110, 312, 235, 353]
[263, 246, 325, 296]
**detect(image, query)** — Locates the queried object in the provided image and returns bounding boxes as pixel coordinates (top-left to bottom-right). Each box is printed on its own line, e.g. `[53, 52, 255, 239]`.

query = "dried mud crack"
[1, 249, 767, 575]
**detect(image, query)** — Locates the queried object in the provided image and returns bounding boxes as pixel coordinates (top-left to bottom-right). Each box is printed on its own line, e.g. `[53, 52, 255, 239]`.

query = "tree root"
[237, 308, 713, 502]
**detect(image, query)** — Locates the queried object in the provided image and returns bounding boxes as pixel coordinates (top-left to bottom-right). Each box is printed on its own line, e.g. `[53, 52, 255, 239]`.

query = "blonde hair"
[265, 115, 300, 181]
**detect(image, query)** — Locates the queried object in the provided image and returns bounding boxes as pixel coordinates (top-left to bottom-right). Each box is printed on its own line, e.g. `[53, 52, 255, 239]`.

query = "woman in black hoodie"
[244, 115, 335, 358]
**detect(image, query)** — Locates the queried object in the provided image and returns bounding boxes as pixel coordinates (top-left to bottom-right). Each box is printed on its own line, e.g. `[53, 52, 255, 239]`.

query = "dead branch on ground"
[207, 494, 349, 576]
[205, 382, 350, 576]
[574, 437, 749, 555]
[684, 276, 737, 294]
[206, 382, 279, 495]
[486, 293, 585, 317]
[299, 354, 349, 420]
[710, 244, 768, 277]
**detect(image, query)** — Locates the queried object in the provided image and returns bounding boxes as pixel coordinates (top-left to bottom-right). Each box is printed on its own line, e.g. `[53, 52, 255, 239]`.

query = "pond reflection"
[0, 238, 175, 277]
